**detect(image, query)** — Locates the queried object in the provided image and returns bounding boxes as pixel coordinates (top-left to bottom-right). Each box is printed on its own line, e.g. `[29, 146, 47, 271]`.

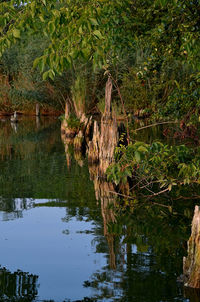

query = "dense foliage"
[1, 0, 199, 120]
[1, 0, 200, 197]
[0, 33, 69, 112]
[107, 140, 200, 199]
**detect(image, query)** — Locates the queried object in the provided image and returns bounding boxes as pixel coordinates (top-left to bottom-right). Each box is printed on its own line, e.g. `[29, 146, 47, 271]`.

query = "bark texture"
[61, 77, 119, 270]
[183, 205, 200, 288]
[104, 76, 112, 119]
[87, 77, 118, 176]
[62, 77, 118, 176]
[65, 101, 71, 119]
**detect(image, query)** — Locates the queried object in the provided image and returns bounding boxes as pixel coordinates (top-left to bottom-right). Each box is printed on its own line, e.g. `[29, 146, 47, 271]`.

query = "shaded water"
[0, 117, 196, 301]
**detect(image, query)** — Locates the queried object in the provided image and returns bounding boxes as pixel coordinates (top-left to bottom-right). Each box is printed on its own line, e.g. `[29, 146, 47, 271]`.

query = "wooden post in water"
[183, 205, 200, 288]
[36, 103, 40, 116]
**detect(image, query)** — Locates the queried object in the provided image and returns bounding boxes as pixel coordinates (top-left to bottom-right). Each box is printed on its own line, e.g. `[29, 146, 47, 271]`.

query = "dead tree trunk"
[103, 76, 112, 120]
[36, 103, 40, 116]
[65, 101, 71, 119]
[183, 205, 200, 288]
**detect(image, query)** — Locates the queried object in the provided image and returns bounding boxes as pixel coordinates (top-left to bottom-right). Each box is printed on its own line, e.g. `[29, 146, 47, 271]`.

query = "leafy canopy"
[107, 141, 200, 195]
[1, 0, 199, 80]
[0, 0, 134, 79]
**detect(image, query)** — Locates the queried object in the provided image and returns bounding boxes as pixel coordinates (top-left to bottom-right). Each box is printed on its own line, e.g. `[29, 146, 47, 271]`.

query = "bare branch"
[133, 121, 178, 133]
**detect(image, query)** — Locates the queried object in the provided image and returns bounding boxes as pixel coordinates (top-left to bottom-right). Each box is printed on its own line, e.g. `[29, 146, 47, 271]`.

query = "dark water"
[0, 117, 196, 301]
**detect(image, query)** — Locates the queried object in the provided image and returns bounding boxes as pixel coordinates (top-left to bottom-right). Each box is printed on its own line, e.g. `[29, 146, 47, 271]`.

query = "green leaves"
[107, 140, 200, 196]
[107, 163, 132, 185]
[41, 0, 46, 6]
[33, 56, 47, 73]
[13, 29, 20, 38]
[89, 18, 98, 26]
[33, 55, 57, 80]
[48, 21, 56, 35]
[134, 151, 141, 163]
[93, 30, 103, 40]
[33, 57, 41, 69]
[0, 0, 136, 74]
[156, 0, 168, 7]
[1, 0, 199, 134]
[42, 69, 55, 81]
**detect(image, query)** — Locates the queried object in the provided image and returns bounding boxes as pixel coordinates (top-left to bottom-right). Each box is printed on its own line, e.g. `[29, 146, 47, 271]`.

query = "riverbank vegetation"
[107, 141, 200, 200]
[2, 1, 200, 292]
[1, 0, 200, 193]
[1, 1, 199, 117]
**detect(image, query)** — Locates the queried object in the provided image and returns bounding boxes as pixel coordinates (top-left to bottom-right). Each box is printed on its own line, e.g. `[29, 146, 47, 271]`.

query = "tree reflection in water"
[61, 115, 200, 302]
[1, 116, 199, 301]
[0, 198, 34, 221]
[0, 267, 38, 301]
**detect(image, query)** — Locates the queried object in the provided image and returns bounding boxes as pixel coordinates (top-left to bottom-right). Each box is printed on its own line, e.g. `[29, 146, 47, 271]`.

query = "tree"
[1, 1, 199, 120]
[0, 0, 134, 76]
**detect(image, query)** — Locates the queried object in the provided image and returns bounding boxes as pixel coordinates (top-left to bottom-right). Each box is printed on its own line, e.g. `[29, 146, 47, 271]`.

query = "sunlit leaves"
[42, 69, 55, 80]
[41, 0, 46, 6]
[93, 30, 103, 40]
[48, 21, 56, 35]
[89, 18, 98, 26]
[1, 0, 199, 99]
[12, 29, 20, 38]
[107, 141, 200, 195]
[0, 0, 135, 77]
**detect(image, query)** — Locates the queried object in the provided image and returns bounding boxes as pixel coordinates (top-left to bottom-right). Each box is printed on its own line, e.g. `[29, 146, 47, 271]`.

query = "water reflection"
[184, 287, 200, 302]
[0, 116, 196, 301]
[0, 198, 34, 221]
[61, 113, 197, 301]
[62, 112, 120, 272]
[0, 267, 38, 301]
[0, 198, 106, 301]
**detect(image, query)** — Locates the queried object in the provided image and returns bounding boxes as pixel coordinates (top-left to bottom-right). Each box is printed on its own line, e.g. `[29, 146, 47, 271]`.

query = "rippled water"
[0, 117, 196, 301]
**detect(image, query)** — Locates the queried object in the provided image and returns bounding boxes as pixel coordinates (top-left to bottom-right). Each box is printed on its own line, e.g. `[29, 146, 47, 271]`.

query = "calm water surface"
[0, 117, 195, 301]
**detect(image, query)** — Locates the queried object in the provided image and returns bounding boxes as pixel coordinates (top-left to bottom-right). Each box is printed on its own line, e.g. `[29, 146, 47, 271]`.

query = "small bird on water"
[10, 111, 18, 123]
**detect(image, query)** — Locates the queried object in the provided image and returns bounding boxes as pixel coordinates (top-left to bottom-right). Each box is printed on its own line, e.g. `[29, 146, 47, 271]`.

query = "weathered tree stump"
[36, 103, 40, 116]
[104, 76, 112, 120]
[65, 101, 71, 119]
[61, 76, 120, 271]
[87, 120, 100, 164]
[74, 131, 84, 151]
[87, 77, 118, 176]
[98, 115, 118, 177]
[183, 205, 200, 288]
[84, 116, 93, 139]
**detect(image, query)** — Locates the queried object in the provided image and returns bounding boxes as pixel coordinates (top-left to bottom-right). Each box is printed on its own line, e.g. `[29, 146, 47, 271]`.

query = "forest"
[1, 0, 200, 196]
[1, 0, 200, 297]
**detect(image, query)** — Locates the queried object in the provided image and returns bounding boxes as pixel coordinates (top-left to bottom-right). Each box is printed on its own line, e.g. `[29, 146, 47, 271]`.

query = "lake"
[0, 117, 196, 301]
